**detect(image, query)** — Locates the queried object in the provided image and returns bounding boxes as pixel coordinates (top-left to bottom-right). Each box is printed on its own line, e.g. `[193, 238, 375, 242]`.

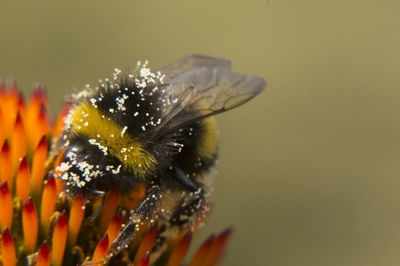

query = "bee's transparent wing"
[157, 56, 266, 134]
[158, 55, 232, 82]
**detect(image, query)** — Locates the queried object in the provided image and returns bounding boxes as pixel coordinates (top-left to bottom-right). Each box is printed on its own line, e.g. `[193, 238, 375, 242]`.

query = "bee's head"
[55, 97, 160, 196]
[56, 141, 154, 197]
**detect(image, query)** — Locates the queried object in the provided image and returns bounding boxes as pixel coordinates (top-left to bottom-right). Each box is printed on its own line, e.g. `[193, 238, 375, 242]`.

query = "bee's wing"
[158, 55, 232, 81]
[157, 56, 266, 134]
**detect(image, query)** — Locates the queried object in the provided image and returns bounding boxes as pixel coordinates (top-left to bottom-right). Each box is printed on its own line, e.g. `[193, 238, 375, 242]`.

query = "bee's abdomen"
[172, 116, 218, 178]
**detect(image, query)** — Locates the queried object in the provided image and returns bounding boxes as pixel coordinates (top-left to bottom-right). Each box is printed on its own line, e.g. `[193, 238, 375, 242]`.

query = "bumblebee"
[53, 55, 265, 260]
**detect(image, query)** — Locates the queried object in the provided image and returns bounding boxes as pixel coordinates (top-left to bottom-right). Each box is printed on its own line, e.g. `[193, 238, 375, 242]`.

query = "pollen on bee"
[120, 126, 128, 137]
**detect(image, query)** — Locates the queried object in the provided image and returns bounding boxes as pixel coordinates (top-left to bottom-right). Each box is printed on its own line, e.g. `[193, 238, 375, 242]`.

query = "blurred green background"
[2, 1, 400, 265]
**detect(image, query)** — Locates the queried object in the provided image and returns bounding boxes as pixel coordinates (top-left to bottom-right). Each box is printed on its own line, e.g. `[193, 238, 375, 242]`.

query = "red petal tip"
[219, 227, 234, 239]
[0, 82, 5, 92]
[98, 233, 109, 250]
[18, 92, 25, 105]
[46, 176, 56, 187]
[24, 197, 35, 213]
[32, 85, 46, 98]
[19, 156, 28, 170]
[137, 253, 150, 266]
[0, 181, 9, 194]
[1, 227, 13, 244]
[57, 211, 68, 227]
[2, 140, 10, 153]
[38, 241, 50, 260]
[39, 103, 47, 117]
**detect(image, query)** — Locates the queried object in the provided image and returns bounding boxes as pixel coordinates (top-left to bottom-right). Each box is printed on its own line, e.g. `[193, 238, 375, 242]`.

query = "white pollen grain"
[120, 126, 128, 137]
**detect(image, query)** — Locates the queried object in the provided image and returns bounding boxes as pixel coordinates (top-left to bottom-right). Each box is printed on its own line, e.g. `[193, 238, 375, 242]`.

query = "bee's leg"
[170, 187, 206, 226]
[106, 185, 162, 259]
[170, 167, 207, 226]
[173, 167, 199, 191]
[85, 190, 106, 222]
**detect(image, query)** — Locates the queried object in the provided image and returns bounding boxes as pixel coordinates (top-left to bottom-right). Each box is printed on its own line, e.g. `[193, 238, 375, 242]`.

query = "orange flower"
[0, 81, 232, 265]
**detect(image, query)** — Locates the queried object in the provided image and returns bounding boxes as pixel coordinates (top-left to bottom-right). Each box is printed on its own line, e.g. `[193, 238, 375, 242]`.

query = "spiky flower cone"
[0, 81, 232, 266]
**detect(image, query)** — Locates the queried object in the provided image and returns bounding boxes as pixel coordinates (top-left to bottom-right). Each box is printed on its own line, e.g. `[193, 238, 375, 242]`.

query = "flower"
[0, 81, 232, 266]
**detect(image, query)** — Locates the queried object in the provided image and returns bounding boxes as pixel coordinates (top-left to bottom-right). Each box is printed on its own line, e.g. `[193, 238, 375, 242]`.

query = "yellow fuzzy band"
[198, 116, 217, 160]
[69, 103, 156, 177]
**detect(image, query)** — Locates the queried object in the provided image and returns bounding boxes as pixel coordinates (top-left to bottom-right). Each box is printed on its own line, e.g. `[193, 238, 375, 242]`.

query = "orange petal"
[53, 102, 70, 138]
[133, 223, 158, 264]
[40, 176, 57, 234]
[27, 86, 47, 150]
[29, 85, 47, 109]
[166, 230, 193, 266]
[136, 253, 150, 266]
[202, 228, 233, 266]
[11, 112, 26, 170]
[1, 82, 19, 140]
[188, 234, 216, 266]
[55, 177, 64, 195]
[106, 209, 123, 245]
[0, 108, 5, 147]
[31, 135, 48, 198]
[99, 187, 120, 232]
[0, 181, 13, 230]
[121, 182, 146, 210]
[51, 211, 68, 266]
[1, 227, 16, 266]
[92, 234, 109, 265]
[0, 140, 13, 190]
[34, 104, 49, 148]
[16, 156, 30, 202]
[0, 81, 5, 138]
[23, 197, 38, 252]
[17, 92, 27, 125]
[37, 241, 50, 266]
[0, 82, 5, 99]
[6, 80, 19, 110]
[68, 192, 86, 246]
